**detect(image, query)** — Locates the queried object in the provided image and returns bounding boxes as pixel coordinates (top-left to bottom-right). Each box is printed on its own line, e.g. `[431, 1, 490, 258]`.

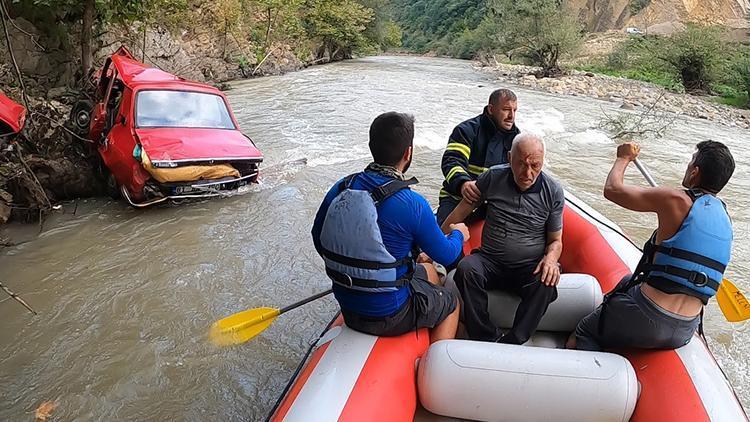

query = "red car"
[0, 91, 26, 138]
[72, 46, 263, 207]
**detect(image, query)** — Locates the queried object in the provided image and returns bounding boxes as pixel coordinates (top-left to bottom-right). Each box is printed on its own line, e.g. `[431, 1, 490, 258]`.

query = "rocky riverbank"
[477, 62, 750, 130]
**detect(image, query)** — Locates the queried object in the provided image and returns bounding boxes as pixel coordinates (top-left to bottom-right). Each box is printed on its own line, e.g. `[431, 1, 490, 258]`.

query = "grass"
[713, 94, 749, 108]
[574, 64, 682, 91]
[574, 65, 750, 109]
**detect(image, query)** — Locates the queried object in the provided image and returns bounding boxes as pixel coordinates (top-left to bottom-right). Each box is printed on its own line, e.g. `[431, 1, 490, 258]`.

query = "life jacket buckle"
[342, 273, 353, 287]
[689, 271, 709, 287]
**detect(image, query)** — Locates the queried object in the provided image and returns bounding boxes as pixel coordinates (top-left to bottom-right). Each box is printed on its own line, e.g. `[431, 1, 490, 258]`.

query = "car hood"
[135, 128, 263, 164]
[0, 92, 26, 134]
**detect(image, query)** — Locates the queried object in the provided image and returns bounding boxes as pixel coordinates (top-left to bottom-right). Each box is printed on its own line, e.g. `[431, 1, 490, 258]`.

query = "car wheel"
[70, 99, 94, 137]
[105, 171, 120, 200]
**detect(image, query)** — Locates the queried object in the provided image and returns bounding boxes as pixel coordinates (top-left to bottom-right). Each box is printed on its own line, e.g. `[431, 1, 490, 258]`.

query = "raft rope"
[265, 313, 339, 422]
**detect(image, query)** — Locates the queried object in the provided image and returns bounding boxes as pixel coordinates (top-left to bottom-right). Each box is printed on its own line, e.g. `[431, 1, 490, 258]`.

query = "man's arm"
[604, 143, 679, 213]
[440, 199, 476, 234]
[413, 195, 467, 267]
[535, 230, 562, 286]
[441, 125, 474, 197]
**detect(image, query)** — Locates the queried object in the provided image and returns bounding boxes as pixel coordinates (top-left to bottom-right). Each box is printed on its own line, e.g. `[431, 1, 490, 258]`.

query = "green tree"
[488, 0, 583, 76]
[28, 0, 186, 76]
[655, 25, 725, 94]
[732, 50, 750, 105]
[304, 0, 374, 59]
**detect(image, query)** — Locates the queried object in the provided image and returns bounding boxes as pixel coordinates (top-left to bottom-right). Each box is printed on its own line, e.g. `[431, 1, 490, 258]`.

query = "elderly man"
[436, 89, 521, 224]
[442, 133, 563, 344]
[571, 141, 734, 351]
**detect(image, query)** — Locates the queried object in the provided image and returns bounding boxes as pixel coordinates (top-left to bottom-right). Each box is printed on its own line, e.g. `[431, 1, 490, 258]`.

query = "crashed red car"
[0, 91, 26, 138]
[72, 46, 262, 207]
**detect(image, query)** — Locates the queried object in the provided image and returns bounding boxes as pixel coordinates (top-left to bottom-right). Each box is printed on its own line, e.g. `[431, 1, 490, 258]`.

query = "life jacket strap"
[320, 248, 412, 270]
[326, 267, 410, 289]
[644, 264, 721, 290]
[652, 244, 726, 273]
[370, 177, 419, 204]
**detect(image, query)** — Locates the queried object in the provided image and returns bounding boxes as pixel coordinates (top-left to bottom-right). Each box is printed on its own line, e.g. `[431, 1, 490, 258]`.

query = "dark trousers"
[575, 275, 700, 351]
[454, 251, 558, 344]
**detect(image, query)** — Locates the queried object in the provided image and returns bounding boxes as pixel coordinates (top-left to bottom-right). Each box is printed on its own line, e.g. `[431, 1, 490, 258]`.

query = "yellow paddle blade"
[716, 279, 750, 323]
[209, 307, 281, 346]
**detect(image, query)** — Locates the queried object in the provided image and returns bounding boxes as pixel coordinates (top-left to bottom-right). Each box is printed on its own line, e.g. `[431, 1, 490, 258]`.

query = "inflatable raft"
[268, 191, 748, 421]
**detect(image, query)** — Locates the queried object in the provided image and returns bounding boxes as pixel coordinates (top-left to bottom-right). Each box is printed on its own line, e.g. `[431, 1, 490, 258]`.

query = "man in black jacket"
[436, 89, 520, 224]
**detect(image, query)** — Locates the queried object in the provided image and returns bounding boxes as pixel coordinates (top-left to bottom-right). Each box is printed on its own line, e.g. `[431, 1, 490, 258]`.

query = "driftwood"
[0, 280, 37, 315]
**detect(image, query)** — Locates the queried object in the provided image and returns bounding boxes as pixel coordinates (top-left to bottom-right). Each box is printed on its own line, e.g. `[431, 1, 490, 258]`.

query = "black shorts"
[341, 265, 457, 337]
[575, 276, 700, 351]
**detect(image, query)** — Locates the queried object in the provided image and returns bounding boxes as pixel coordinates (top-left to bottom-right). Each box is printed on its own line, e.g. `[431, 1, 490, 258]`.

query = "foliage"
[653, 25, 726, 94]
[629, 0, 651, 15]
[731, 50, 750, 105]
[486, 0, 583, 76]
[390, 0, 486, 54]
[303, 0, 375, 59]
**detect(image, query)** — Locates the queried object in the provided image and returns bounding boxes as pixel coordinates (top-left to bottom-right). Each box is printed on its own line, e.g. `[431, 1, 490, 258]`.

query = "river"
[1, 56, 748, 420]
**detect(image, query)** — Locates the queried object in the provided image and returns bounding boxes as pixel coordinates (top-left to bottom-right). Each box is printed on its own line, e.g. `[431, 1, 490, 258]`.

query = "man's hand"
[449, 223, 470, 242]
[534, 255, 561, 286]
[616, 142, 641, 162]
[417, 252, 433, 264]
[460, 180, 481, 203]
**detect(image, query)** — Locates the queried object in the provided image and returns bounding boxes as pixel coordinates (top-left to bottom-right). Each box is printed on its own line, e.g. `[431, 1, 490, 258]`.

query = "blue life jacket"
[318, 173, 418, 293]
[643, 189, 732, 303]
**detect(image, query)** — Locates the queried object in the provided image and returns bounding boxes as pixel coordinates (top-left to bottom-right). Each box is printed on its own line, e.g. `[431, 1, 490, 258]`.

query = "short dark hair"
[369, 112, 415, 166]
[489, 89, 517, 105]
[694, 140, 734, 193]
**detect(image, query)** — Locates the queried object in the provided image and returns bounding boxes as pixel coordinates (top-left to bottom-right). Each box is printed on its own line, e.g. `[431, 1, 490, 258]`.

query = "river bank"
[476, 61, 750, 130]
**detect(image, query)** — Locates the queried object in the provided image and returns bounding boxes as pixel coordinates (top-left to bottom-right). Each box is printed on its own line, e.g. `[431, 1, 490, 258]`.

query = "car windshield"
[136, 90, 235, 129]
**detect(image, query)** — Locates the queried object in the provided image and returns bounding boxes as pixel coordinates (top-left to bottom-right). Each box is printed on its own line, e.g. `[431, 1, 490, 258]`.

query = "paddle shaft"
[279, 289, 333, 314]
[633, 158, 657, 188]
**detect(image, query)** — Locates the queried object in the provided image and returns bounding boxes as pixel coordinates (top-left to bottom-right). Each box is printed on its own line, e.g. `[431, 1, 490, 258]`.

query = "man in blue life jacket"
[436, 89, 521, 224]
[311, 112, 469, 343]
[570, 141, 734, 351]
[442, 133, 564, 344]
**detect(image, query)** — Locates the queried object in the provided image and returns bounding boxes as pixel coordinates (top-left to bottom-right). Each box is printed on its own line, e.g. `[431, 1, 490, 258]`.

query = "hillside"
[570, 0, 750, 33]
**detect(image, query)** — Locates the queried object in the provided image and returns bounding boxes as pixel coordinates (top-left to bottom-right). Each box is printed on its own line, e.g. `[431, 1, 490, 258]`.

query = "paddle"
[210, 289, 333, 346]
[633, 158, 750, 322]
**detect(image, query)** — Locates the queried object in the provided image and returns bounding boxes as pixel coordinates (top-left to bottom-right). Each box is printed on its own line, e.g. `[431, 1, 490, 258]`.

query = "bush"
[732, 54, 750, 105]
[657, 25, 725, 94]
[488, 0, 584, 77]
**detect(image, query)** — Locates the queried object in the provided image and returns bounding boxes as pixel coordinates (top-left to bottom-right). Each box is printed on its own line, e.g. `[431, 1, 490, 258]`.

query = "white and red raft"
[268, 191, 748, 422]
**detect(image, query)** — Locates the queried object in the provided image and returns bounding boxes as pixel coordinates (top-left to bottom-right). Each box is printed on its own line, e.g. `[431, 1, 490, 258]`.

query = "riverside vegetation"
[1, 0, 748, 233]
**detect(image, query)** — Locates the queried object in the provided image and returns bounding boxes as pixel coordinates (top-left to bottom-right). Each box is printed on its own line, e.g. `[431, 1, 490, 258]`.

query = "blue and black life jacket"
[639, 189, 733, 303]
[318, 173, 418, 293]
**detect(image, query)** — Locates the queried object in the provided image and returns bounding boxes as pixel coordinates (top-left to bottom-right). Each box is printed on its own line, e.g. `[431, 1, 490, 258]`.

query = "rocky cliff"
[568, 0, 750, 33]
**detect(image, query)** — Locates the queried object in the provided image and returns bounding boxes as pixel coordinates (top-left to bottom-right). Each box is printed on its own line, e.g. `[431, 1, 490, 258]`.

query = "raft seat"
[488, 273, 603, 333]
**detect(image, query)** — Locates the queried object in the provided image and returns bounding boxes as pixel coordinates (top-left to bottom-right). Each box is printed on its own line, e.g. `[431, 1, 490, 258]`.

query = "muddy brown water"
[1, 56, 748, 420]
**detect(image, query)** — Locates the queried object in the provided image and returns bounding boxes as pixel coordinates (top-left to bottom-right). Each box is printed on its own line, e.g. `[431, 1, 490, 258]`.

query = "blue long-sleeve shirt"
[311, 171, 464, 317]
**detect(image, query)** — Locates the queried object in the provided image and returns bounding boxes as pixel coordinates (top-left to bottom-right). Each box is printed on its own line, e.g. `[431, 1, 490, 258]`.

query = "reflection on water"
[1, 56, 748, 420]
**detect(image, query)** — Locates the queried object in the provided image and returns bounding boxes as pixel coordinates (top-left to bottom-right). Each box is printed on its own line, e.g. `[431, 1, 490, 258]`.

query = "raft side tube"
[418, 340, 638, 422]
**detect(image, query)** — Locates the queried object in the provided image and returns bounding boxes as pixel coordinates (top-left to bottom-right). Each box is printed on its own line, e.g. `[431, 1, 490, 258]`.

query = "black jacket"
[440, 107, 520, 200]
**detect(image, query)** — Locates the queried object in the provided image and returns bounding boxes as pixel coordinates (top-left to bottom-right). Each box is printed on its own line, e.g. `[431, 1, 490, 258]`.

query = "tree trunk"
[681, 63, 710, 95]
[81, 0, 95, 77]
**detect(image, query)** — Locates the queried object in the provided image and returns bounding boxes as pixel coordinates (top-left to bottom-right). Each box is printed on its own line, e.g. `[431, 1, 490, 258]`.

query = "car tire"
[70, 99, 94, 137]
[103, 169, 120, 200]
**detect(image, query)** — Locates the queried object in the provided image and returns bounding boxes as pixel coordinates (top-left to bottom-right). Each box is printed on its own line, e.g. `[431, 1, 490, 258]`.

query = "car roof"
[110, 50, 222, 94]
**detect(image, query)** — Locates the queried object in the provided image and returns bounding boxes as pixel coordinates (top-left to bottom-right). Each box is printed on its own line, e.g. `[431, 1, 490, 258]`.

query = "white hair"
[510, 132, 546, 154]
